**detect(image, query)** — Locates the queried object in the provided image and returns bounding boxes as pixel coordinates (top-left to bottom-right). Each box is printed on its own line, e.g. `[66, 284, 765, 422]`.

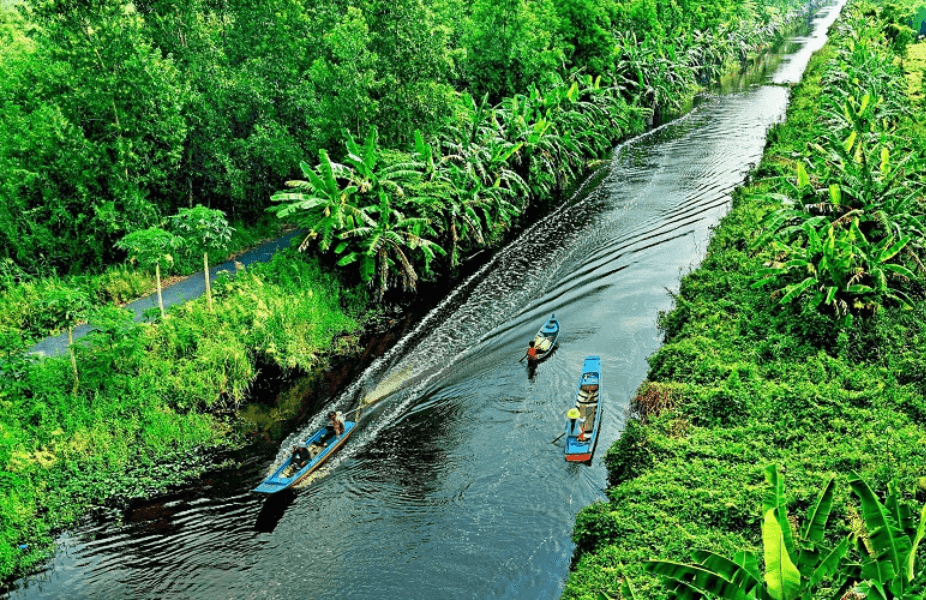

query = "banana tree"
[843, 475, 926, 599]
[343, 125, 423, 197]
[645, 465, 853, 600]
[753, 213, 916, 314]
[269, 150, 363, 253]
[752, 138, 923, 314]
[336, 192, 445, 301]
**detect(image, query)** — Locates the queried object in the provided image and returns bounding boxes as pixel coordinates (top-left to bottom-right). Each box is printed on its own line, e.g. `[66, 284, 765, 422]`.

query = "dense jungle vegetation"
[0, 0, 824, 585]
[564, 1, 926, 598]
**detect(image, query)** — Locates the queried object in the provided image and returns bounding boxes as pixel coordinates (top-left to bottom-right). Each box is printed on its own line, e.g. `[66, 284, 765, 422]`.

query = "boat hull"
[530, 315, 560, 361]
[254, 421, 356, 494]
[565, 356, 602, 463]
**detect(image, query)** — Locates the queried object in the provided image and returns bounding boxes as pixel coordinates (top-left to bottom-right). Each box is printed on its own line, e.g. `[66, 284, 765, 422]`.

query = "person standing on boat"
[524, 340, 538, 361]
[567, 407, 580, 435]
[328, 411, 345, 437]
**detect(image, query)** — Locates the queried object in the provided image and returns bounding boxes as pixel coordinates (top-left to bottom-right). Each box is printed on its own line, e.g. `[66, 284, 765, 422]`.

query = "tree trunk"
[204, 251, 213, 311]
[68, 326, 79, 396]
[156, 262, 165, 318]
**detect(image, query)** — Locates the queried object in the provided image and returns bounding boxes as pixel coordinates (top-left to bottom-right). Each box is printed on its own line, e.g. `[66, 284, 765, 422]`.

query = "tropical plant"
[645, 466, 926, 600]
[342, 126, 423, 198]
[645, 465, 853, 600]
[613, 32, 696, 118]
[336, 192, 445, 301]
[842, 475, 926, 600]
[752, 209, 917, 316]
[82, 305, 144, 380]
[751, 78, 924, 314]
[116, 227, 182, 318]
[269, 150, 363, 253]
[169, 206, 233, 312]
[41, 287, 91, 395]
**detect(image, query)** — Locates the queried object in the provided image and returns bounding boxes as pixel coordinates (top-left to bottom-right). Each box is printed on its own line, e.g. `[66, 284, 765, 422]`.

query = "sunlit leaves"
[750, 5, 925, 317]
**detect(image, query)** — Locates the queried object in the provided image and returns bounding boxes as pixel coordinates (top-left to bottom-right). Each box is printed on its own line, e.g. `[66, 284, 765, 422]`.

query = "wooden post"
[155, 262, 165, 318]
[68, 326, 79, 395]
[203, 251, 212, 312]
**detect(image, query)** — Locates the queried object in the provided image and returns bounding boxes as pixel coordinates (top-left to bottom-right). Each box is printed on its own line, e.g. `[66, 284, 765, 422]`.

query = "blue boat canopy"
[541, 314, 558, 333]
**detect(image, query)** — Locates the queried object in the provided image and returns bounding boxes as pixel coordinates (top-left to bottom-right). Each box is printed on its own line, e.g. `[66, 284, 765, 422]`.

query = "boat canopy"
[581, 372, 599, 386]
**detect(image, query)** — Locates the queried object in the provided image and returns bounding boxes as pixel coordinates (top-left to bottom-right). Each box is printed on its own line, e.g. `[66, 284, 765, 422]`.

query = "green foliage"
[643, 468, 926, 600]
[602, 419, 654, 488]
[116, 227, 182, 273]
[565, 4, 926, 598]
[0, 251, 362, 582]
[846, 475, 926, 599]
[645, 466, 850, 600]
[462, 0, 564, 101]
[169, 206, 233, 256]
[0, 0, 810, 279]
[170, 206, 233, 310]
[304, 6, 380, 152]
[751, 4, 926, 316]
[0, 0, 186, 273]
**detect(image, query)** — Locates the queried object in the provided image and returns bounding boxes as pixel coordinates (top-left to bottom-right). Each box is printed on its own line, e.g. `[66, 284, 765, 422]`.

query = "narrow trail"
[28, 232, 300, 357]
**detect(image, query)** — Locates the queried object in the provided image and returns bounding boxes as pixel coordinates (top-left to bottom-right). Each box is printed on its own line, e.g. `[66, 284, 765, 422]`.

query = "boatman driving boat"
[567, 407, 580, 434]
[328, 411, 345, 437]
[525, 340, 537, 361]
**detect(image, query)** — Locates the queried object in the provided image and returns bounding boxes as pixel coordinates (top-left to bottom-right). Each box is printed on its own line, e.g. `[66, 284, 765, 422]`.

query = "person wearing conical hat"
[567, 407, 581, 436]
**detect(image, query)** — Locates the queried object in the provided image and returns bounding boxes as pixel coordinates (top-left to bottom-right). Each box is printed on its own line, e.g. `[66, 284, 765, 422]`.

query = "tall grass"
[0, 250, 363, 581]
[0, 218, 283, 345]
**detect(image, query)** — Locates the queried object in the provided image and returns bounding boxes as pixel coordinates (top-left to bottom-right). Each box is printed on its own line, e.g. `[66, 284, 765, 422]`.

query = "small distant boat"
[254, 420, 356, 494]
[565, 356, 602, 462]
[529, 314, 560, 361]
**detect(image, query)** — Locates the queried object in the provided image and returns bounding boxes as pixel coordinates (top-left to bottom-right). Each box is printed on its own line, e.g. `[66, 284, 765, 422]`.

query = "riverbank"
[563, 2, 926, 598]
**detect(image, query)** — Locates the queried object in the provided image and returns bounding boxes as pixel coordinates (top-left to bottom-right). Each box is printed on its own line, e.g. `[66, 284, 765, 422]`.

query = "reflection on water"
[4, 2, 846, 599]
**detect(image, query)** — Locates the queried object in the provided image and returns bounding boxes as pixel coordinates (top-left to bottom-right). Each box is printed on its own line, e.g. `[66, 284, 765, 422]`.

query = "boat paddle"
[342, 406, 363, 420]
[552, 407, 581, 443]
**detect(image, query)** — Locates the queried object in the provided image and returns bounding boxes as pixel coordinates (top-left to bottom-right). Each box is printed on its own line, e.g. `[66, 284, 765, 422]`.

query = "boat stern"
[565, 436, 594, 462]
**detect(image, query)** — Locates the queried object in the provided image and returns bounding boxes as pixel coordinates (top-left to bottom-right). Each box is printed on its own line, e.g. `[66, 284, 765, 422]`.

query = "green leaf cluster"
[751, 2, 926, 316]
[0, 0, 811, 276]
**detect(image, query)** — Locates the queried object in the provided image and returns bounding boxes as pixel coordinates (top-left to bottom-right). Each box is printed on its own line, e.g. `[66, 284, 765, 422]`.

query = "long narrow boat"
[565, 356, 602, 462]
[254, 420, 357, 494]
[529, 314, 560, 361]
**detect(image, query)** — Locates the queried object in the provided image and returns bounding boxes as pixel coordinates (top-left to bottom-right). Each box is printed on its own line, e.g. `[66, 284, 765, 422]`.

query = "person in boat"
[524, 340, 538, 361]
[291, 445, 311, 469]
[568, 407, 586, 438]
[328, 411, 345, 437]
[567, 407, 581, 435]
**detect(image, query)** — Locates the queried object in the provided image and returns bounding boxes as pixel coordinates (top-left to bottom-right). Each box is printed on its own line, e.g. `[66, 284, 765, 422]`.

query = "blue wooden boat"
[529, 314, 560, 361]
[254, 420, 356, 494]
[565, 356, 602, 462]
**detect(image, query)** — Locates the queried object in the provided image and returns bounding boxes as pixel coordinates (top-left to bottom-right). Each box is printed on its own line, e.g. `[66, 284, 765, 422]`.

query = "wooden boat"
[253, 420, 356, 494]
[565, 356, 602, 462]
[529, 314, 560, 361]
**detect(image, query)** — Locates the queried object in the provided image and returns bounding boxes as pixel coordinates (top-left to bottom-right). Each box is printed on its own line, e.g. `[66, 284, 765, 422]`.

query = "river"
[5, 2, 845, 598]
